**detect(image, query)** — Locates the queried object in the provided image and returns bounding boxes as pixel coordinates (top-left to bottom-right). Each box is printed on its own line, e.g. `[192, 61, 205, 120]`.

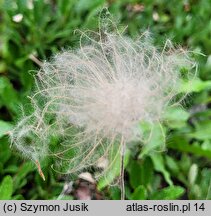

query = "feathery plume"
[10, 24, 195, 199]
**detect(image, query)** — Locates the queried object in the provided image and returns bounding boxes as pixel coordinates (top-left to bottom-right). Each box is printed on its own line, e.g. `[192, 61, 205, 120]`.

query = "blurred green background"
[0, 0, 211, 200]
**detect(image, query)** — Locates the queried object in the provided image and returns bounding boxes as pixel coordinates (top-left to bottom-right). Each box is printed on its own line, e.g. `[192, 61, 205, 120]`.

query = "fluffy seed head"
[10, 29, 194, 176]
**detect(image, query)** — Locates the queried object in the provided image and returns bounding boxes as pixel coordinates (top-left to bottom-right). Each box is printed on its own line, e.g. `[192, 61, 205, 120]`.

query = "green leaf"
[128, 157, 153, 189]
[140, 157, 153, 187]
[97, 148, 130, 190]
[189, 120, 211, 140]
[109, 186, 120, 200]
[0, 137, 12, 165]
[0, 120, 13, 138]
[200, 169, 211, 199]
[0, 77, 19, 113]
[165, 155, 180, 175]
[164, 106, 190, 128]
[139, 122, 165, 158]
[0, 176, 13, 200]
[180, 79, 211, 93]
[13, 162, 35, 191]
[128, 160, 142, 189]
[57, 195, 73, 200]
[75, 0, 105, 12]
[151, 186, 185, 200]
[168, 135, 211, 159]
[131, 185, 147, 200]
[188, 164, 198, 185]
[12, 194, 25, 200]
[150, 154, 173, 185]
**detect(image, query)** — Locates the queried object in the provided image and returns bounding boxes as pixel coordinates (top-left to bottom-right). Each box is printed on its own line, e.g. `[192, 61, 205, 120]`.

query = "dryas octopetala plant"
[10, 26, 195, 199]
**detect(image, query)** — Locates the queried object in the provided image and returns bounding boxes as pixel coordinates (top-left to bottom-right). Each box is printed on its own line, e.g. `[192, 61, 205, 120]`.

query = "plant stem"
[120, 137, 126, 200]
